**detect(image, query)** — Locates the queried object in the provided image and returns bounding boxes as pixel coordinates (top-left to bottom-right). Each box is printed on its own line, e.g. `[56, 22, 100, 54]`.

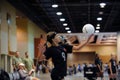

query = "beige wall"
[68, 45, 117, 65]
[0, 0, 17, 54]
[16, 18, 28, 57]
[28, 20, 46, 59]
[67, 52, 95, 66]
[77, 45, 117, 55]
[0, 0, 46, 59]
[16, 17, 46, 58]
[117, 32, 120, 61]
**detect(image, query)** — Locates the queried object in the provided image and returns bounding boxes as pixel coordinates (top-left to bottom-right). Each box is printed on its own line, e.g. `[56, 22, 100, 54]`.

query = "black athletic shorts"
[108, 68, 116, 74]
[51, 68, 64, 80]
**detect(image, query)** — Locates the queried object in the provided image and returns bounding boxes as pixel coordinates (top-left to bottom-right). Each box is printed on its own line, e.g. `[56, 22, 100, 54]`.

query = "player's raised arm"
[73, 34, 94, 50]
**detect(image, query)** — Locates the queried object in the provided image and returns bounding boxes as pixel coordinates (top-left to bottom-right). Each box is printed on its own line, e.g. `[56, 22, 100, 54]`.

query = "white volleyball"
[82, 24, 95, 34]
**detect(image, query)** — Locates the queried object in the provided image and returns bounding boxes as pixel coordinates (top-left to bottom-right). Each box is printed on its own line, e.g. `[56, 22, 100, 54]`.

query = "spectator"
[81, 63, 87, 72]
[118, 61, 120, 70]
[103, 63, 109, 74]
[68, 66, 73, 75]
[42, 64, 46, 73]
[18, 63, 40, 80]
[117, 61, 120, 80]
[73, 64, 77, 74]
[12, 51, 23, 71]
[77, 64, 82, 72]
[23, 52, 35, 72]
[39, 63, 43, 73]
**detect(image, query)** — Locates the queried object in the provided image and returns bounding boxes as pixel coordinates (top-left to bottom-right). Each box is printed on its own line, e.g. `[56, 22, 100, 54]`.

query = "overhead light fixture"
[100, 3, 106, 8]
[67, 31, 71, 33]
[96, 26, 100, 29]
[63, 23, 68, 26]
[52, 4, 58, 8]
[97, 24, 100, 27]
[95, 30, 99, 33]
[60, 18, 65, 21]
[7, 19, 11, 24]
[56, 12, 62, 15]
[65, 27, 70, 30]
[99, 11, 103, 15]
[97, 17, 102, 21]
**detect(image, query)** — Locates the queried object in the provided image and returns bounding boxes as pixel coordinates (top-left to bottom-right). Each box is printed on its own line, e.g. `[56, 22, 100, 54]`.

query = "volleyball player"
[44, 32, 94, 80]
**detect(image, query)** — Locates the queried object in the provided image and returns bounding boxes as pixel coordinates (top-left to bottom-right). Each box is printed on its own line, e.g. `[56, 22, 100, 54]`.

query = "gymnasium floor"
[37, 72, 110, 80]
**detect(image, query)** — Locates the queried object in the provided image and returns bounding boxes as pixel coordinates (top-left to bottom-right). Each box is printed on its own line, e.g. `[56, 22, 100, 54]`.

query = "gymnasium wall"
[16, 16, 46, 58]
[68, 45, 116, 66]
[0, 0, 46, 59]
[0, 0, 17, 54]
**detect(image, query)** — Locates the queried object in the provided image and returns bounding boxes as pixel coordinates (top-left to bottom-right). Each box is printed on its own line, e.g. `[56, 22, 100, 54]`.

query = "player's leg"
[51, 73, 61, 80]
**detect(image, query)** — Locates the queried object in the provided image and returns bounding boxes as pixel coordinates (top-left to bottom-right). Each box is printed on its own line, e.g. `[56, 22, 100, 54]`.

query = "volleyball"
[82, 24, 95, 34]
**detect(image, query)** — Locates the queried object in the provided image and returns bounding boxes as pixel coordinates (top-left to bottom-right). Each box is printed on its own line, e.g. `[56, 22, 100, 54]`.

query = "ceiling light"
[65, 27, 70, 30]
[97, 24, 100, 26]
[56, 12, 62, 15]
[7, 19, 11, 24]
[95, 30, 99, 33]
[67, 31, 71, 33]
[99, 11, 103, 15]
[60, 18, 65, 21]
[96, 26, 100, 29]
[100, 3, 106, 8]
[52, 4, 58, 8]
[97, 17, 102, 21]
[63, 23, 68, 26]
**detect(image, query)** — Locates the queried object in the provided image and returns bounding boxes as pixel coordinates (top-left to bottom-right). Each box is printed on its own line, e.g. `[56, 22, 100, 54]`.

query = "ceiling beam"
[62, 0, 76, 32]
[103, 1, 120, 32]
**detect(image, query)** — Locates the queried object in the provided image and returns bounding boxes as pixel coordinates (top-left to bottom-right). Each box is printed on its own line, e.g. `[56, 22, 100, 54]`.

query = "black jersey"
[44, 46, 66, 76]
[60, 44, 73, 76]
[44, 44, 73, 76]
[109, 59, 117, 73]
[108, 59, 117, 74]
[95, 58, 102, 72]
[61, 44, 73, 53]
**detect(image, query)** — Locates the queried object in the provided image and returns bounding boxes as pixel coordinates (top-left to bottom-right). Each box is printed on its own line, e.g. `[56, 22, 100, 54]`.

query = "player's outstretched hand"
[87, 34, 95, 43]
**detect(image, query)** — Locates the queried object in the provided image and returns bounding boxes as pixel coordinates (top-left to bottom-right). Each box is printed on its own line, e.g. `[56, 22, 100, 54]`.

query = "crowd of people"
[66, 54, 120, 80]
[12, 51, 40, 80]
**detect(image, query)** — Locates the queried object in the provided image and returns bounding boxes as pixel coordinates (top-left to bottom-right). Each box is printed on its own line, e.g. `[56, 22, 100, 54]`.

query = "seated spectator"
[73, 64, 77, 74]
[103, 63, 109, 74]
[68, 66, 73, 75]
[18, 63, 40, 80]
[12, 51, 23, 71]
[23, 52, 35, 72]
[118, 61, 120, 73]
[77, 64, 81, 72]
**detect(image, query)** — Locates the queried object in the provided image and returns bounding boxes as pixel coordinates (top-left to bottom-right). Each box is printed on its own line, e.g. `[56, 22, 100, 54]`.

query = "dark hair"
[47, 32, 57, 44]
[25, 51, 28, 54]
[95, 54, 99, 59]
[0, 69, 10, 80]
[119, 61, 120, 64]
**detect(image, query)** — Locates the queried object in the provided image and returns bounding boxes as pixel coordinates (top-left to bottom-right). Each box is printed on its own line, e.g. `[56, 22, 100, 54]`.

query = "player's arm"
[32, 62, 36, 70]
[109, 61, 113, 75]
[12, 57, 17, 70]
[73, 34, 94, 50]
[28, 69, 35, 76]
